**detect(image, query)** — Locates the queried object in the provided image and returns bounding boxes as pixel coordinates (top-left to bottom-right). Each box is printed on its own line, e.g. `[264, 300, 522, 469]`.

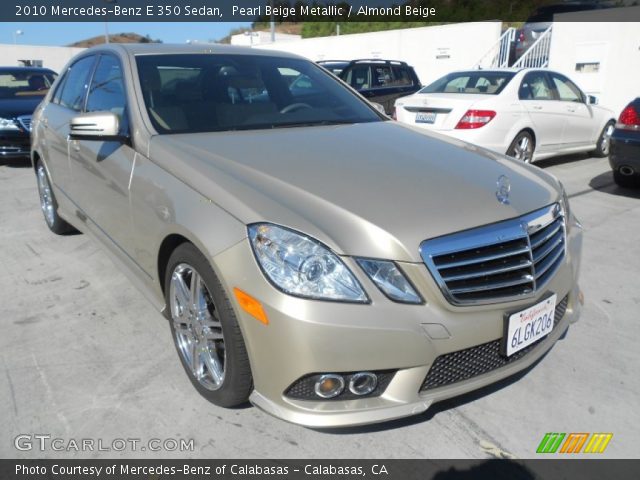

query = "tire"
[592, 121, 615, 158]
[164, 243, 253, 407]
[35, 160, 75, 235]
[506, 131, 535, 163]
[613, 169, 639, 188]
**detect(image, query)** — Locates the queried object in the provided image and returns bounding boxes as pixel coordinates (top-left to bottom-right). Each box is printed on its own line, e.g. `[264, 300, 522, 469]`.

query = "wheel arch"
[155, 224, 245, 297]
[157, 233, 191, 296]
[514, 127, 536, 149]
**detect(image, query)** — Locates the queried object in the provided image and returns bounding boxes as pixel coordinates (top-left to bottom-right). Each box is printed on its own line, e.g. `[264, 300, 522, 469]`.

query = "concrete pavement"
[1, 155, 638, 459]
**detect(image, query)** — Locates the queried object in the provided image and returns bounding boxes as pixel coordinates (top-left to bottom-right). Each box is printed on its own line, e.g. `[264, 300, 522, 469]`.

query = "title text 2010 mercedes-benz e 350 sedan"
[31, 44, 583, 427]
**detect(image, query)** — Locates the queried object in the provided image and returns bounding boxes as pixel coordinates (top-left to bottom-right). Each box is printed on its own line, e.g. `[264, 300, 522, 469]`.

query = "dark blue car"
[610, 98, 640, 188]
[0, 67, 57, 161]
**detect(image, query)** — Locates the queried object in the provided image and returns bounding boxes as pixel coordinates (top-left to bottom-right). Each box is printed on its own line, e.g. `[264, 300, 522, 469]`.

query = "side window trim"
[51, 67, 70, 105]
[80, 55, 100, 112]
[543, 72, 560, 101]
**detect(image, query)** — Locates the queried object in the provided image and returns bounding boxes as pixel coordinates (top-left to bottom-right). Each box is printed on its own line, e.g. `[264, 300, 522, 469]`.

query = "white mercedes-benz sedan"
[394, 68, 615, 163]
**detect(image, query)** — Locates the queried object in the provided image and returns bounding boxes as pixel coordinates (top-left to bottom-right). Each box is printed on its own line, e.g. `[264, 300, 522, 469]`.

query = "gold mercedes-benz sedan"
[31, 44, 583, 427]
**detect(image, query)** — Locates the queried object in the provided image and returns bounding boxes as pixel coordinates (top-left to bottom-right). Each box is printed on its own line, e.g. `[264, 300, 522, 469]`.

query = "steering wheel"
[280, 102, 312, 114]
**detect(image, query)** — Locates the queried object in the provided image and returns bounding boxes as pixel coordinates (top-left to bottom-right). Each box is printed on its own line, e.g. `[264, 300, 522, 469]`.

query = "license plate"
[415, 112, 436, 124]
[504, 294, 556, 357]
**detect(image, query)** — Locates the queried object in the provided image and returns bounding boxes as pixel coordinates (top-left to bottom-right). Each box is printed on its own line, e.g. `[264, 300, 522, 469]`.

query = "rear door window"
[391, 66, 414, 86]
[345, 65, 370, 90]
[519, 72, 555, 100]
[371, 65, 393, 88]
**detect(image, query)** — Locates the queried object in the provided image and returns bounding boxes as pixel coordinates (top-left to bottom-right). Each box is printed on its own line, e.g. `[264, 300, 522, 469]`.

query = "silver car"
[31, 44, 583, 427]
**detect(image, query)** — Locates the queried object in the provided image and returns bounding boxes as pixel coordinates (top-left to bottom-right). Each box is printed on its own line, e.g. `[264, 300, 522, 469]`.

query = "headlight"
[248, 223, 368, 303]
[0, 117, 19, 131]
[356, 259, 423, 304]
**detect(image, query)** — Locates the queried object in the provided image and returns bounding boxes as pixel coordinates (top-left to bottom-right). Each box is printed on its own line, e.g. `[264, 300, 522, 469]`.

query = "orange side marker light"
[233, 288, 269, 325]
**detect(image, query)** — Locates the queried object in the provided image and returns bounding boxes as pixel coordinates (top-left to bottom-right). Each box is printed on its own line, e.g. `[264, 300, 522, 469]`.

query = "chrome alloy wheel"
[170, 263, 226, 391]
[600, 123, 615, 156]
[512, 135, 533, 163]
[36, 163, 55, 227]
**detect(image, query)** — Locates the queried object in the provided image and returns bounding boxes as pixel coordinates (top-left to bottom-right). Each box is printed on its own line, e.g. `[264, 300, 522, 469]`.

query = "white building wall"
[255, 22, 503, 86]
[231, 31, 301, 46]
[0, 44, 85, 73]
[549, 12, 640, 115]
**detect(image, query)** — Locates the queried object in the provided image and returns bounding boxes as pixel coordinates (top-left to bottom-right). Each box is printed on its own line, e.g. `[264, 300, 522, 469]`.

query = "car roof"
[320, 59, 410, 67]
[83, 43, 305, 60]
[446, 68, 558, 75]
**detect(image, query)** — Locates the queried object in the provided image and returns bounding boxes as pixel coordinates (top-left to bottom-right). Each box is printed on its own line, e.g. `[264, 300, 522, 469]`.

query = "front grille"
[420, 204, 565, 306]
[17, 115, 32, 132]
[420, 294, 569, 392]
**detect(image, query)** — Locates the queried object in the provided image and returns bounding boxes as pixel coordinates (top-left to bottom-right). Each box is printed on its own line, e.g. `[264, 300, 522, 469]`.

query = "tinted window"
[0, 70, 57, 99]
[550, 74, 583, 103]
[421, 71, 514, 95]
[136, 54, 381, 134]
[58, 56, 95, 111]
[371, 65, 393, 88]
[345, 65, 370, 90]
[519, 72, 554, 100]
[391, 66, 414, 87]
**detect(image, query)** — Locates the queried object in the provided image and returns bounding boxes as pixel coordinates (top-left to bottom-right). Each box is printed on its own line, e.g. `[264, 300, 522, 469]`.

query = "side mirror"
[70, 112, 122, 140]
[588, 95, 598, 105]
[371, 102, 386, 115]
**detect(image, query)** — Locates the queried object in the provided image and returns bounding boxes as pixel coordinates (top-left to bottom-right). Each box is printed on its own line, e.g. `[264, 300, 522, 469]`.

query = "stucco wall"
[255, 22, 503, 86]
[0, 44, 85, 74]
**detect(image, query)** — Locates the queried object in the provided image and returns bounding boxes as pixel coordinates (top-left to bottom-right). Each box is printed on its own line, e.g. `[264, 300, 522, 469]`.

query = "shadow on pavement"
[0, 158, 32, 168]
[432, 459, 535, 480]
[534, 152, 592, 169]
[589, 171, 640, 199]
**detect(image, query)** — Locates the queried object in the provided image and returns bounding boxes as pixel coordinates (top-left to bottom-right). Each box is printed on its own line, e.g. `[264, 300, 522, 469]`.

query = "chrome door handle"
[532, 105, 543, 110]
[567, 108, 576, 112]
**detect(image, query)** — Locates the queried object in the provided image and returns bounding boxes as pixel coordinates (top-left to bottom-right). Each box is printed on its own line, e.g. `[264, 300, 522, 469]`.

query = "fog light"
[348, 372, 378, 396]
[314, 374, 345, 399]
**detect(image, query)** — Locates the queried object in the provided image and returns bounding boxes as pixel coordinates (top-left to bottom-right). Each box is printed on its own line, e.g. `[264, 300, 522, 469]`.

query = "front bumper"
[0, 130, 31, 159]
[212, 217, 583, 428]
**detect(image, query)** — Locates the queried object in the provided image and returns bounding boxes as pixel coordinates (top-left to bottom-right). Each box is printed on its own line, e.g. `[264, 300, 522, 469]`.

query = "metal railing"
[473, 27, 516, 69]
[513, 25, 553, 69]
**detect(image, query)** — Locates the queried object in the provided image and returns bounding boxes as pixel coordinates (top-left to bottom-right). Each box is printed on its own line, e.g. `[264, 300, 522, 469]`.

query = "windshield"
[136, 54, 382, 133]
[420, 71, 515, 95]
[0, 70, 57, 99]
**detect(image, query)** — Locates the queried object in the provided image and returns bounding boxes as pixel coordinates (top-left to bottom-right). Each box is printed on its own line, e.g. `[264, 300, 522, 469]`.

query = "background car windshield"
[420, 71, 515, 95]
[0, 70, 57, 99]
[136, 54, 382, 133]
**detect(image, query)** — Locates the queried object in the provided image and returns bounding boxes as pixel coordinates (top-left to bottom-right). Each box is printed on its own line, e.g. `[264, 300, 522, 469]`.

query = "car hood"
[0, 97, 44, 117]
[149, 121, 561, 262]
